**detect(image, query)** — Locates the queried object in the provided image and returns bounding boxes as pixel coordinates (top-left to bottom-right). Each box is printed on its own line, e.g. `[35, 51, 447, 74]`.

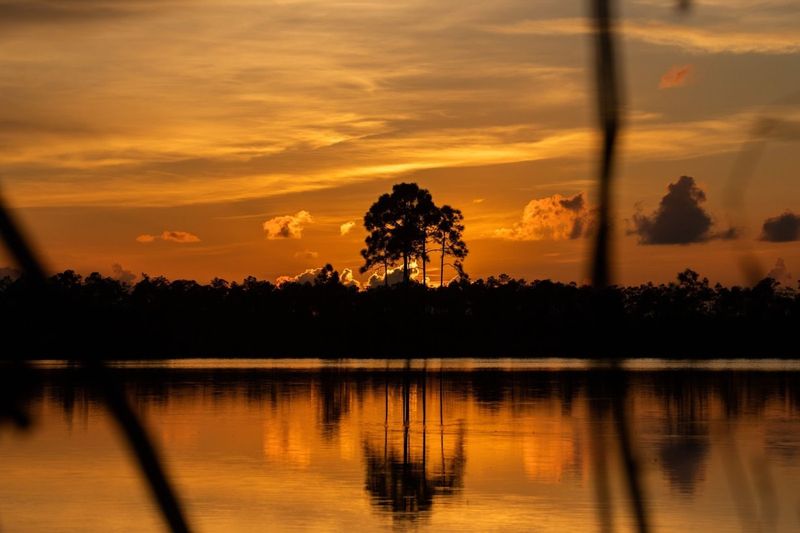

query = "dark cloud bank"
[631, 176, 736, 245]
[760, 211, 800, 242]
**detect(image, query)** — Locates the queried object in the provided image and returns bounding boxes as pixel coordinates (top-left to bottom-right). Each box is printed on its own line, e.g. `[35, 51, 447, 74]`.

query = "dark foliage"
[360, 182, 468, 286]
[0, 268, 797, 358]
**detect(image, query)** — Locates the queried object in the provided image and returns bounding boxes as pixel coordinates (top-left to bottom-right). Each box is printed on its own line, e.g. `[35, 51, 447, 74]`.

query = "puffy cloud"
[766, 258, 794, 286]
[294, 250, 319, 260]
[367, 266, 407, 288]
[366, 262, 423, 288]
[276, 265, 360, 289]
[630, 176, 735, 245]
[760, 211, 800, 242]
[136, 230, 200, 244]
[659, 65, 693, 89]
[263, 211, 313, 239]
[340, 268, 361, 289]
[276, 268, 319, 286]
[340, 221, 356, 236]
[495, 193, 592, 241]
[110, 263, 136, 284]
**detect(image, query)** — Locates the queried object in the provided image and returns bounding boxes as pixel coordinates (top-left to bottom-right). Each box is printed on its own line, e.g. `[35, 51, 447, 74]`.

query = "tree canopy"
[360, 183, 468, 286]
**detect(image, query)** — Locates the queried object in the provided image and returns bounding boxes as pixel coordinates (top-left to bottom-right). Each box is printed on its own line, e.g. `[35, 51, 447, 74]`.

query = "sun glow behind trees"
[360, 183, 468, 287]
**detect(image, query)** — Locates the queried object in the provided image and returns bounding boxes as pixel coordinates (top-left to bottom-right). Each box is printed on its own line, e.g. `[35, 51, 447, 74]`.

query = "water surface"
[2, 359, 799, 532]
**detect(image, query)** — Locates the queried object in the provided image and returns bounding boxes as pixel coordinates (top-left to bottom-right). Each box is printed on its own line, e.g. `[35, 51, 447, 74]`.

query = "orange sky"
[1, 0, 799, 286]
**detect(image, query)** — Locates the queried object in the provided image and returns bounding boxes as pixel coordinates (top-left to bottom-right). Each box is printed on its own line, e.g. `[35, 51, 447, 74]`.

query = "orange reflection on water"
[1, 361, 800, 532]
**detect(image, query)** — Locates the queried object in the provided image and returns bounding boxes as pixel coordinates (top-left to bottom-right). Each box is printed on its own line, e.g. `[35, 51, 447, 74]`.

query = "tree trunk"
[403, 252, 409, 285]
[383, 258, 388, 287]
[440, 236, 446, 287]
[421, 239, 427, 287]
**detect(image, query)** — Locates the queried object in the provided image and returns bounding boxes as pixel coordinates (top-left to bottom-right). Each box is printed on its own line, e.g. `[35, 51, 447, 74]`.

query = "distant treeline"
[1, 268, 797, 358]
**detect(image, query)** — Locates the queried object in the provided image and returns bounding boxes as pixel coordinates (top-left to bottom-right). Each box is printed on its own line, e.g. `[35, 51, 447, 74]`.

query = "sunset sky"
[1, 0, 798, 285]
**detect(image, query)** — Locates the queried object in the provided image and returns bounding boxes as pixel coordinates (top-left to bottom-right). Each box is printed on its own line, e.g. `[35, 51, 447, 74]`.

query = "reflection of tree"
[317, 369, 351, 439]
[658, 434, 709, 494]
[57, 381, 91, 432]
[470, 371, 505, 410]
[364, 443, 436, 516]
[656, 373, 710, 495]
[363, 371, 466, 520]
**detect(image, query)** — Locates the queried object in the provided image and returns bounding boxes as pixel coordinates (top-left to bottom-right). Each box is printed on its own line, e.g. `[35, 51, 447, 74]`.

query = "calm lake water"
[2, 359, 800, 532]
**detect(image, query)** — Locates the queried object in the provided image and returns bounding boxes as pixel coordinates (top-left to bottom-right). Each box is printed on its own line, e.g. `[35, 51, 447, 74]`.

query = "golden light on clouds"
[0, 0, 798, 284]
[162, 230, 201, 243]
[263, 211, 313, 240]
[276, 266, 360, 287]
[496, 193, 592, 241]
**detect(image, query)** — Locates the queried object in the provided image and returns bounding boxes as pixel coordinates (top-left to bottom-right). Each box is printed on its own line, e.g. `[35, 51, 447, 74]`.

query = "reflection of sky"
[1, 363, 800, 531]
[1, 1, 798, 284]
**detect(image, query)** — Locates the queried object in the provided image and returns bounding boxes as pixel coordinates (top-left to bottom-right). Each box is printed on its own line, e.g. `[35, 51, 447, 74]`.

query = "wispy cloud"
[136, 230, 200, 244]
[3, 102, 775, 209]
[0, 1, 594, 208]
[659, 65, 693, 89]
[486, 17, 800, 55]
[161, 230, 201, 243]
[294, 250, 320, 260]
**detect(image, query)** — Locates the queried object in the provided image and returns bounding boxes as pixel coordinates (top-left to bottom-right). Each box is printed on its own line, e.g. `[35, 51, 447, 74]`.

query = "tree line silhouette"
[0, 266, 797, 358]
